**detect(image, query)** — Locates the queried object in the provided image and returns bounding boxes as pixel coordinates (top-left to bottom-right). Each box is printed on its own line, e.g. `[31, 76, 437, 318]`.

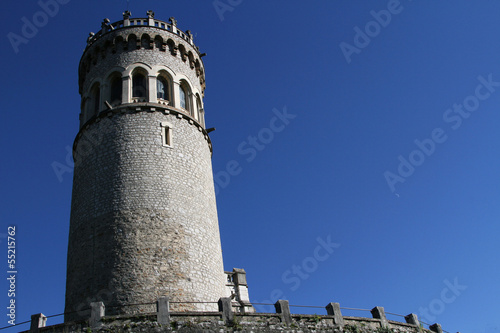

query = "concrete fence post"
[405, 313, 420, 326]
[325, 302, 344, 326]
[157, 296, 170, 326]
[218, 297, 234, 325]
[89, 302, 105, 328]
[274, 300, 292, 326]
[430, 323, 444, 333]
[371, 306, 388, 328]
[29, 313, 47, 333]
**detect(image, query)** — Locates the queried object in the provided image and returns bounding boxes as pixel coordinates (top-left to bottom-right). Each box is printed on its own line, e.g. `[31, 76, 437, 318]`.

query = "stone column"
[405, 313, 420, 326]
[147, 10, 155, 26]
[148, 75, 157, 103]
[121, 76, 130, 104]
[275, 300, 292, 326]
[371, 306, 388, 328]
[430, 323, 444, 333]
[123, 11, 131, 26]
[218, 297, 234, 325]
[325, 302, 344, 326]
[173, 82, 181, 109]
[157, 297, 170, 325]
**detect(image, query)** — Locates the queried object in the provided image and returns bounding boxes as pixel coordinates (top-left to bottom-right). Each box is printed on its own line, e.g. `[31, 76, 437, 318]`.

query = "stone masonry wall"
[65, 107, 225, 320]
[27, 312, 433, 333]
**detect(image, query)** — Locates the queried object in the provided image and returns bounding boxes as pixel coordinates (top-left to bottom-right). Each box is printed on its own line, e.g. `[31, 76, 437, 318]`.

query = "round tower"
[65, 11, 225, 321]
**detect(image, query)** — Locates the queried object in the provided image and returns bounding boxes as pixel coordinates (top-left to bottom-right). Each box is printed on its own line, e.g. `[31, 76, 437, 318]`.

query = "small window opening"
[161, 122, 173, 148]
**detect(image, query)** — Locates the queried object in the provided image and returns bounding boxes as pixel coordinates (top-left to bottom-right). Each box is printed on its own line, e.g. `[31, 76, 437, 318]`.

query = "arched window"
[89, 83, 100, 117]
[196, 95, 205, 127]
[196, 95, 202, 121]
[179, 80, 192, 113]
[179, 85, 187, 109]
[132, 72, 147, 98]
[110, 75, 122, 105]
[157, 76, 169, 101]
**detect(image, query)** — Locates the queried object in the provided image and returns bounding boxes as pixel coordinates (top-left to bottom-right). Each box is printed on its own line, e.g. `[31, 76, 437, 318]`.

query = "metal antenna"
[126, 0, 130, 11]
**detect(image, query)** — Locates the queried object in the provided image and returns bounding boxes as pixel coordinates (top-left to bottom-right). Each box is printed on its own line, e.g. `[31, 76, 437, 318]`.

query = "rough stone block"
[274, 300, 292, 326]
[430, 323, 444, 333]
[371, 306, 388, 328]
[218, 297, 234, 325]
[405, 313, 420, 326]
[157, 296, 170, 325]
[325, 302, 344, 326]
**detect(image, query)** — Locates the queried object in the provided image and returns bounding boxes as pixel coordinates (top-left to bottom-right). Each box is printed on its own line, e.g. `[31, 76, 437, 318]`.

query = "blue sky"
[1, 1, 499, 332]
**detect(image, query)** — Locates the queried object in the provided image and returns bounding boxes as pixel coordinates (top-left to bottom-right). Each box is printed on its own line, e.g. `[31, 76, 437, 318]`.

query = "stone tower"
[65, 11, 226, 321]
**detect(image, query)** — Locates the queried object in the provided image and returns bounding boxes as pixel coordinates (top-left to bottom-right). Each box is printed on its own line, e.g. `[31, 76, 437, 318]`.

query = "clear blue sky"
[1, 1, 499, 332]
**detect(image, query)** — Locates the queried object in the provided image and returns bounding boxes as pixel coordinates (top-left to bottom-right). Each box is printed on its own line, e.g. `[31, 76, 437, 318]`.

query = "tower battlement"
[85, 11, 198, 51]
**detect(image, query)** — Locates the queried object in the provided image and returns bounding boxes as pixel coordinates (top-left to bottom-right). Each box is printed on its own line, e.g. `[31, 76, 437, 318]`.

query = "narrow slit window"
[161, 122, 173, 148]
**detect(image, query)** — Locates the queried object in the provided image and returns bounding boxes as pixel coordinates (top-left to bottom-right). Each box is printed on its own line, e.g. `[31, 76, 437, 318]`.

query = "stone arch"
[141, 33, 152, 49]
[154, 35, 164, 51]
[85, 79, 102, 121]
[195, 59, 201, 77]
[166, 39, 177, 56]
[178, 44, 187, 62]
[131, 66, 149, 101]
[105, 69, 124, 106]
[179, 78, 193, 115]
[103, 40, 112, 56]
[156, 69, 174, 104]
[127, 34, 138, 50]
[195, 93, 204, 127]
[123, 62, 153, 77]
[187, 51, 195, 69]
[113, 36, 124, 53]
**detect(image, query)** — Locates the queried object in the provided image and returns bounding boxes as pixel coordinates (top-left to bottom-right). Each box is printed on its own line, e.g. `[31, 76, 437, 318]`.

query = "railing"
[86, 11, 195, 50]
[3, 298, 450, 333]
